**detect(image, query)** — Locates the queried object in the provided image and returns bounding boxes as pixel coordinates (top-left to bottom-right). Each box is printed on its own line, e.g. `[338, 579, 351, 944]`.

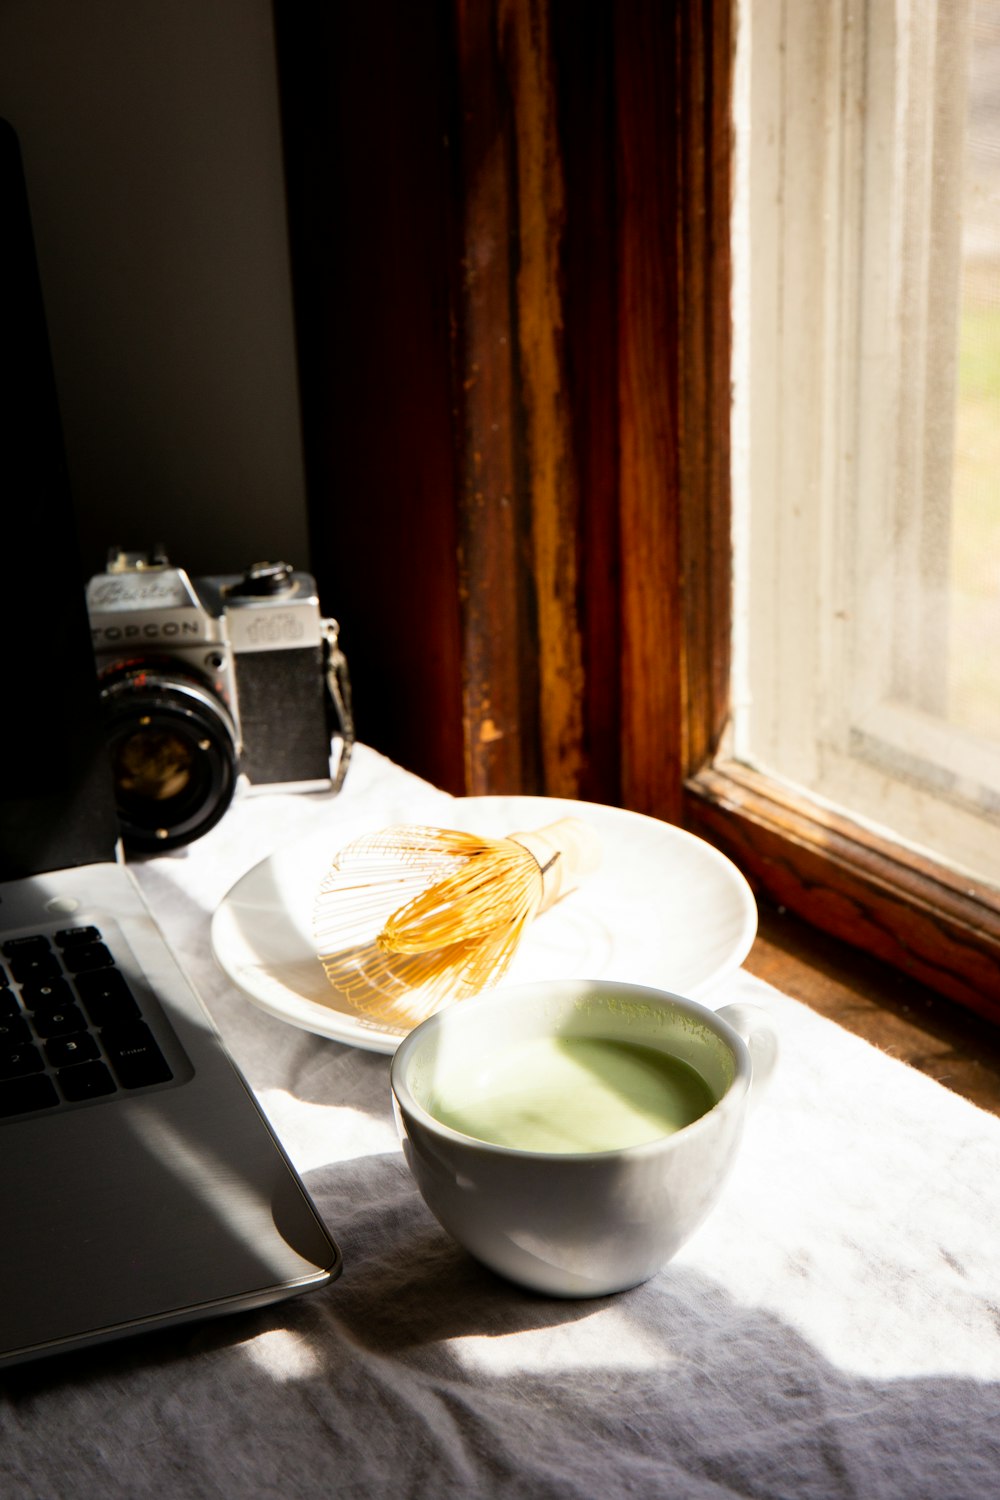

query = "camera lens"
[98, 662, 239, 853]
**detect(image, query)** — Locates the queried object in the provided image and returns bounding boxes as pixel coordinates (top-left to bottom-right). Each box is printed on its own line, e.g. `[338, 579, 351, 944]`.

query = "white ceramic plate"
[210, 795, 758, 1054]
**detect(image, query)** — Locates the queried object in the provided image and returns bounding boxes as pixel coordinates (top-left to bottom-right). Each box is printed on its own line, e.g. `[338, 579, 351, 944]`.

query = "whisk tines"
[312, 818, 601, 1030]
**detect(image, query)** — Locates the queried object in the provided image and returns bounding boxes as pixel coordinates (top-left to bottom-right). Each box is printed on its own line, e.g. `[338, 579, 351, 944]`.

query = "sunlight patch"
[257, 1092, 399, 1171]
[449, 1304, 673, 1376]
[244, 1327, 323, 1382]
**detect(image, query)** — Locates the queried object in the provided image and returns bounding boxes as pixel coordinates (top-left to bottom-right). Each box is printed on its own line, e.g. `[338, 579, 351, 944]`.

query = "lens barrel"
[98, 663, 239, 853]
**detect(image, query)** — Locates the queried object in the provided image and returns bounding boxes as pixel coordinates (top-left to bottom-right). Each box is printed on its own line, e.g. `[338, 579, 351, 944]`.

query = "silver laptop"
[0, 118, 341, 1369]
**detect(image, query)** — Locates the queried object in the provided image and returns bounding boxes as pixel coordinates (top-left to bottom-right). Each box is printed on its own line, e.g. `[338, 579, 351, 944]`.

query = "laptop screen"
[0, 118, 120, 878]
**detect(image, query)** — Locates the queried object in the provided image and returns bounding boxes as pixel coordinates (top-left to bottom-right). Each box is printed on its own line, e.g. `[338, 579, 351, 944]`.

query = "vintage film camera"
[86, 548, 353, 853]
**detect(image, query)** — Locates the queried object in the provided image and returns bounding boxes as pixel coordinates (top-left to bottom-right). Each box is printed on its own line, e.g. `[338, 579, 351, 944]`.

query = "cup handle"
[716, 1002, 779, 1103]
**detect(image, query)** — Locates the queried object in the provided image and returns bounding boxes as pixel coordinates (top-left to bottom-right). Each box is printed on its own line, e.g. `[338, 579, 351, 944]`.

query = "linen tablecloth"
[3, 746, 998, 1499]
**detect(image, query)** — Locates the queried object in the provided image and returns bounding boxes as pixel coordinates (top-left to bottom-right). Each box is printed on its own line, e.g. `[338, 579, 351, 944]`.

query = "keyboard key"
[75, 968, 140, 1027]
[30, 1002, 87, 1039]
[0, 1014, 30, 1047]
[54, 926, 103, 947]
[0, 1073, 59, 1117]
[0, 990, 19, 1022]
[0, 926, 186, 1118]
[6, 947, 60, 985]
[62, 942, 113, 974]
[20, 976, 74, 1011]
[44, 1032, 100, 1068]
[2, 936, 52, 959]
[0, 1041, 44, 1080]
[103, 1023, 172, 1089]
[58, 1061, 117, 1102]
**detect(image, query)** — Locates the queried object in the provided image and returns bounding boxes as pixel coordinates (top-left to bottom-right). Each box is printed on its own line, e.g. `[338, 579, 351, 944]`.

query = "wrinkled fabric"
[2, 747, 998, 1499]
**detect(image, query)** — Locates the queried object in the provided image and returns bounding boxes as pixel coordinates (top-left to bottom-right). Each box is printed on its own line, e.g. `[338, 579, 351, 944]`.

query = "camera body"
[86, 549, 351, 852]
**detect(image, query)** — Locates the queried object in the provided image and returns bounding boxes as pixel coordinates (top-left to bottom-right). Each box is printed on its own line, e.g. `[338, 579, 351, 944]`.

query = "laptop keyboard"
[0, 924, 178, 1119]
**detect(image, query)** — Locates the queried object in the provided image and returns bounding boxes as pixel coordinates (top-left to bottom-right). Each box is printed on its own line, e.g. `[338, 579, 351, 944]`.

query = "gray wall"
[0, 0, 310, 582]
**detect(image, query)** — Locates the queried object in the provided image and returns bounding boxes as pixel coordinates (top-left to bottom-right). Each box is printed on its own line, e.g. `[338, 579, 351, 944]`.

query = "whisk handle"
[509, 817, 602, 913]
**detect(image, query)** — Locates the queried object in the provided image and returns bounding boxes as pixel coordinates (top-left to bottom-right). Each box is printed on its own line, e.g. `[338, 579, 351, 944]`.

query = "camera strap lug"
[321, 618, 354, 792]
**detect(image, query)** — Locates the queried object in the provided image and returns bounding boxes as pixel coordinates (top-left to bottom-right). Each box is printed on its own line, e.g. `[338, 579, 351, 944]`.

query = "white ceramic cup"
[390, 978, 778, 1298]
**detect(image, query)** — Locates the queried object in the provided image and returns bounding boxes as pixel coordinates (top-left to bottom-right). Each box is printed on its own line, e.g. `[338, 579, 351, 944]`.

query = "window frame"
[732, 0, 1000, 889]
[685, 0, 1000, 1027]
[275, 0, 1000, 1027]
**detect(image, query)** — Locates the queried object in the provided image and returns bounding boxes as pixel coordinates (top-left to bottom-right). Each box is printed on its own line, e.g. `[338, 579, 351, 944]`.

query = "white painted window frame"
[732, 0, 1000, 887]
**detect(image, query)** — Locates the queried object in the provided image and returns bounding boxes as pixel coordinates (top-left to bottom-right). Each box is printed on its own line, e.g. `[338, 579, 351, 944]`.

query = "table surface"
[3, 746, 999, 1500]
[745, 899, 1000, 1119]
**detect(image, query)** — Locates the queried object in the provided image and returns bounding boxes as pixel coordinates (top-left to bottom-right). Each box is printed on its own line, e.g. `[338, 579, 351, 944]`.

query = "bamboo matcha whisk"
[313, 818, 601, 1028]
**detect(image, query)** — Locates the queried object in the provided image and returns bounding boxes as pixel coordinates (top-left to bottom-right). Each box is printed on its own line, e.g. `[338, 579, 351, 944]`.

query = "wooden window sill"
[745, 899, 1000, 1118]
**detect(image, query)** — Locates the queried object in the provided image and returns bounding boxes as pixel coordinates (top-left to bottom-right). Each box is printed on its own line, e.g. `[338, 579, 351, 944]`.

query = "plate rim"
[210, 794, 758, 1053]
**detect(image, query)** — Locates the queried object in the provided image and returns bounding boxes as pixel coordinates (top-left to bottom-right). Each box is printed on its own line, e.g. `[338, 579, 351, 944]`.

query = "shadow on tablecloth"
[3, 1149, 998, 1500]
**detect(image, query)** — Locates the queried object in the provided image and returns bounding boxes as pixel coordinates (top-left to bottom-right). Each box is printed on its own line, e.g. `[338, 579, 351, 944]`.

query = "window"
[277, 0, 1000, 1022]
[732, 0, 1000, 891]
[683, 0, 1000, 1022]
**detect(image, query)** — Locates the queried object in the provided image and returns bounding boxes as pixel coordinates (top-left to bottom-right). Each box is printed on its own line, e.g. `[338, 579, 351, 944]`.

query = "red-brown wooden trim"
[613, 0, 684, 823]
[451, 0, 534, 795]
[274, 1, 467, 793]
[686, 760, 1000, 1025]
[677, 0, 735, 775]
[500, 0, 586, 797]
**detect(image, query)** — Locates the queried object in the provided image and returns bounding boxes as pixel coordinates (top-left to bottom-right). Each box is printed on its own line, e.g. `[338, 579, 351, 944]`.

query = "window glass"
[734, 0, 1000, 889]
